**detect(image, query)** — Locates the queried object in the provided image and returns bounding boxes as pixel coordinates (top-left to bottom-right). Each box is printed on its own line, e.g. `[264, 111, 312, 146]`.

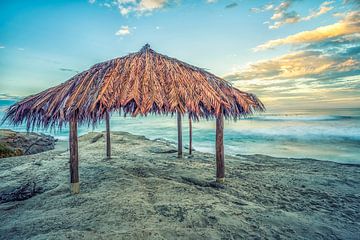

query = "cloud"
[0, 93, 21, 100]
[119, 6, 131, 15]
[89, 0, 168, 16]
[225, 43, 360, 109]
[226, 30, 360, 84]
[116, 0, 167, 16]
[270, 1, 335, 29]
[300, 32, 360, 53]
[227, 9, 360, 109]
[257, 0, 300, 29]
[225, 3, 238, 9]
[138, 0, 166, 11]
[270, 11, 300, 29]
[301, 1, 334, 21]
[227, 74, 360, 109]
[226, 50, 359, 81]
[17, 48, 24, 51]
[252, 1, 334, 29]
[102, 2, 112, 7]
[115, 26, 131, 36]
[59, 68, 79, 73]
[0, 46, 4, 49]
[93, 0, 239, 16]
[343, 0, 360, 7]
[254, 11, 360, 51]
[250, 3, 274, 13]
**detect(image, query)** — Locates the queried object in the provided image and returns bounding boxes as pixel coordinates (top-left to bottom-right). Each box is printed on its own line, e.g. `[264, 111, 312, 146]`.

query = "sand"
[0, 131, 359, 240]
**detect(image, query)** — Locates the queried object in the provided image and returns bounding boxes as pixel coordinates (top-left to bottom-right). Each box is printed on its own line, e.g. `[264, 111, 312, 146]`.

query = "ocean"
[1, 101, 359, 164]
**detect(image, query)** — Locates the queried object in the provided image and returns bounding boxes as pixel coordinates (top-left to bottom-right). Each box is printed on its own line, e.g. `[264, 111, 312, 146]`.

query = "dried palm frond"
[3, 44, 265, 130]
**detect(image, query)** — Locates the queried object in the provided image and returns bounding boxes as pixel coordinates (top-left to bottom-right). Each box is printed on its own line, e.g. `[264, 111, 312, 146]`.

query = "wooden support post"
[177, 112, 182, 158]
[69, 115, 79, 194]
[189, 116, 192, 155]
[216, 112, 225, 183]
[105, 111, 111, 158]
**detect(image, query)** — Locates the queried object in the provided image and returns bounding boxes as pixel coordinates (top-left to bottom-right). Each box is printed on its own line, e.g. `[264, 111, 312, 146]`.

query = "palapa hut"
[3, 44, 265, 194]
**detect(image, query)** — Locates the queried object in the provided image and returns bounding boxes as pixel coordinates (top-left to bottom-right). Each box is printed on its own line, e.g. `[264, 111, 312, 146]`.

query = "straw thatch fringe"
[2, 44, 265, 130]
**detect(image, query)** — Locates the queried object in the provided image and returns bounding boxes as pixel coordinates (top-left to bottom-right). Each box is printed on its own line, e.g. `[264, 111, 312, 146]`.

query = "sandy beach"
[2, 1, 360, 239]
[0, 131, 359, 240]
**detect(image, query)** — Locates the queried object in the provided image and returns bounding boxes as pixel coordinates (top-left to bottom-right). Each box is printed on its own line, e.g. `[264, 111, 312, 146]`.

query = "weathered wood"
[69, 115, 79, 194]
[216, 112, 224, 183]
[189, 116, 192, 155]
[105, 111, 111, 158]
[177, 112, 182, 158]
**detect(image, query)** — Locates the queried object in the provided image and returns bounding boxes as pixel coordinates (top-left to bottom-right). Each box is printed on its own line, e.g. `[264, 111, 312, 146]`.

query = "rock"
[184, 145, 195, 151]
[150, 146, 177, 154]
[181, 176, 225, 189]
[89, 133, 104, 143]
[0, 129, 56, 158]
[154, 138, 176, 146]
[0, 142, 23, 158]
[0, 182, 43, 203]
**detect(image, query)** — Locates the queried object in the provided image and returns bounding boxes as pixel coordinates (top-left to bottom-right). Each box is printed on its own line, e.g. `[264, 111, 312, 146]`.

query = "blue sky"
[0, 0, 359, 109]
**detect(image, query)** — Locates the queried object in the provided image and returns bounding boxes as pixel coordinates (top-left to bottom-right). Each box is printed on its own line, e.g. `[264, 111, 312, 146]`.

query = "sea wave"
[247, 114, 357, 122]
[226, 126, 360, 142]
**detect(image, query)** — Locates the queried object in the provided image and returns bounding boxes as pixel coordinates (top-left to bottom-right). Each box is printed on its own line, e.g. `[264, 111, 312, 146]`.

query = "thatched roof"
[3, 44, 264, 130]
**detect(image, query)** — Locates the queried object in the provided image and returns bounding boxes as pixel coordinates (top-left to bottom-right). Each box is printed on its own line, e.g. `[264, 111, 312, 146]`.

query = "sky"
[0, 0, 359, 110]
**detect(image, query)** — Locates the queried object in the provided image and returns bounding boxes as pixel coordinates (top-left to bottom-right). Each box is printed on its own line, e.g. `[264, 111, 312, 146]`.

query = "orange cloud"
[301, 1, 333, 21]
[255, 11, 360, 51]
[225, 50, 359, 81]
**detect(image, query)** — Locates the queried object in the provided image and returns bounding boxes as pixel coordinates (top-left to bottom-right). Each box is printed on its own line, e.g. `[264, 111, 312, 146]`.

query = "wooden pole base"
[216, 177, 225, 184]
[71, 182, 80, 194]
